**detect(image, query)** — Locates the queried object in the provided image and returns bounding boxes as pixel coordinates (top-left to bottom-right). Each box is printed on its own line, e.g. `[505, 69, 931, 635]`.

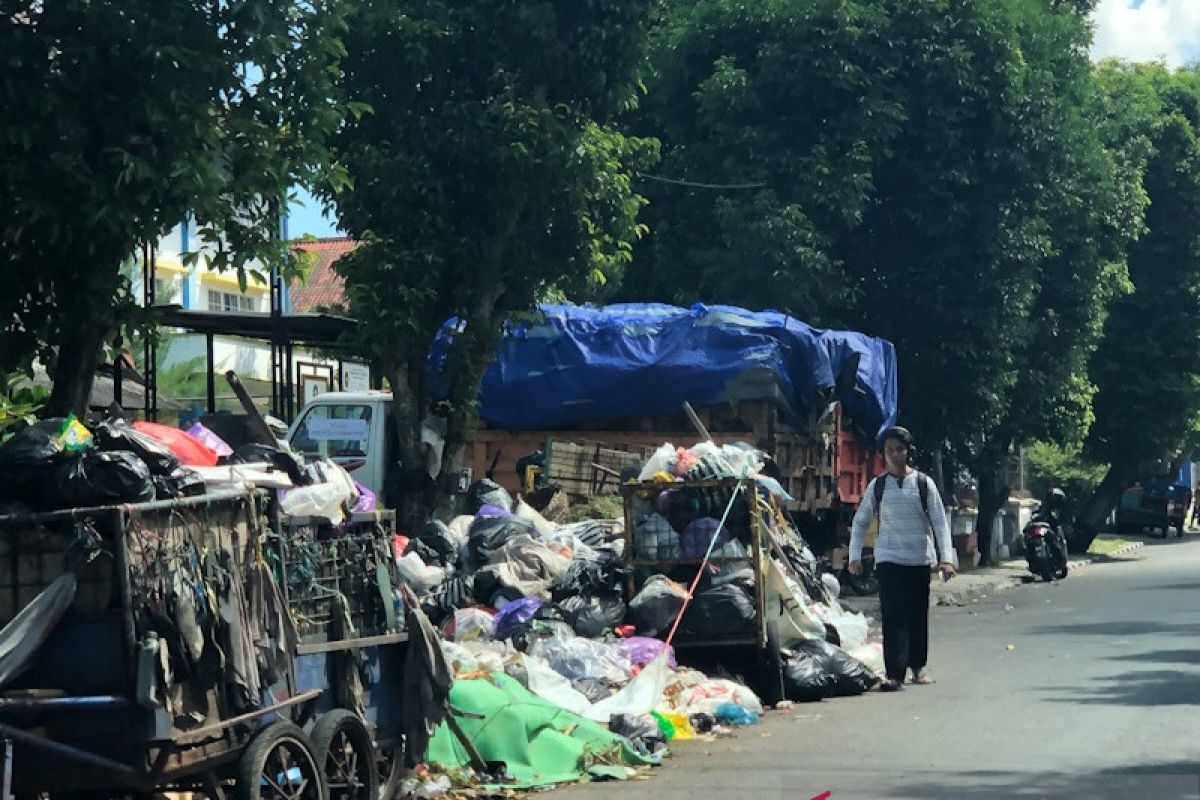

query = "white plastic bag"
[821, 605, 870, 651]
[394, 552, 445, 594]
[675, 678, 763, 717]
[280, 482, 349, 524]
[514, 497, 556, 537]
[521, 650, 673, 724]
[447, 515, 474, 545]
[765, 561, 826, 645]
[638, 443, 678, 481]
[847, 642, 886, 676]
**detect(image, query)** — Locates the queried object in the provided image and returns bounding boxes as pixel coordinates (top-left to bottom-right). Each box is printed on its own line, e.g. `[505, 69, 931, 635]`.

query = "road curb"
[1076, 539, 1146, 564]
[930, 540, 1148, 606]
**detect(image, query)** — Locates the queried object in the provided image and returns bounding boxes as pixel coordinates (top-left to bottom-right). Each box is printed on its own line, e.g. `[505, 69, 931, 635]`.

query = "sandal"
[879, 678, 905, 692]
[910, 670, 935, 685]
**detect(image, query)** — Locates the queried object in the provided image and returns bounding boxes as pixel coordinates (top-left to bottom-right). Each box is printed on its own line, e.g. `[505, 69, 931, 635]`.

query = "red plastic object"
[615, 624, 636, 638]
[393, 535, 410, 560]
[131, 421, 219, 466]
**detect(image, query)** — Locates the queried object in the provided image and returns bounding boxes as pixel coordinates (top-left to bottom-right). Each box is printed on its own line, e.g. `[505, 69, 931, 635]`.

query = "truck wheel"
[311, 711, 378, 800]
[236, 722, 327, 800]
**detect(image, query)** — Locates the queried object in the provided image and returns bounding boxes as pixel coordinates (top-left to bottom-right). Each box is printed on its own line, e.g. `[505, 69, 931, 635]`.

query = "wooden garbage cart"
[620, 476, 785, 704]
[0, 490, 408, 800]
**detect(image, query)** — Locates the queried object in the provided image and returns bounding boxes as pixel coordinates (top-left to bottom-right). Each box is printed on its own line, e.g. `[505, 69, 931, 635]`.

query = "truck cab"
[286, 391, 393, 499]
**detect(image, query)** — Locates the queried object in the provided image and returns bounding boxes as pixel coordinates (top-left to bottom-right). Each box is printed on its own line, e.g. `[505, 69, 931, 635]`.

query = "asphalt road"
[552, 537, 1200, 800]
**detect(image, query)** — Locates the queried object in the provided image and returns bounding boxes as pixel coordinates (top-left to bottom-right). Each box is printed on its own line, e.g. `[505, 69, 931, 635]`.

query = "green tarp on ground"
[426, 672, 655, 788]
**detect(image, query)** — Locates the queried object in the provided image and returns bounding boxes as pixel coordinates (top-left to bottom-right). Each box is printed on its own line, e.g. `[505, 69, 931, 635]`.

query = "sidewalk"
[838, 533, 1154, 617]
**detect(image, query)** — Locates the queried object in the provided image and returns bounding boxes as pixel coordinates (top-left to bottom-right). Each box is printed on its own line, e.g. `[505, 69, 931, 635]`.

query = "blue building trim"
[180, 217, 191, 308]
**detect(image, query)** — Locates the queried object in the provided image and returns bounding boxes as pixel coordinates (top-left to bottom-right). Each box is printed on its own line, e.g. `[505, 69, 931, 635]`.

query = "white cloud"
[1091, 0, 1200, 66]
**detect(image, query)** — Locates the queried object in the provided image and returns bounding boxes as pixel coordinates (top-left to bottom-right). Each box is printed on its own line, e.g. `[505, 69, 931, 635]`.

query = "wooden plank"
[295, 632, 409, 655]
[163, 689, 323, 746]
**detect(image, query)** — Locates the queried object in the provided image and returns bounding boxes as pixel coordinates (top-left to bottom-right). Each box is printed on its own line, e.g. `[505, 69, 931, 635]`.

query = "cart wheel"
[755, 620, 785, 707]
[236, 721, 327, 800]
[311, 711, 378, 800]
[376, 743, 403, 800]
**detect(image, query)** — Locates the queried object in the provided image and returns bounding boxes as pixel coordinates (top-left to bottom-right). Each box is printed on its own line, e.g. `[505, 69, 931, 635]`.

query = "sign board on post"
[342, 362, 371, 392]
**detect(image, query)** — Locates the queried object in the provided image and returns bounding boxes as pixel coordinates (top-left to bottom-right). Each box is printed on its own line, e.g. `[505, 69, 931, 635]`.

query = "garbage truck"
[285, 303, 896, 536]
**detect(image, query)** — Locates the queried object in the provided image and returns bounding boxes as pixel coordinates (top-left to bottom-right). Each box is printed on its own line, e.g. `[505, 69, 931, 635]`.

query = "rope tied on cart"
[662, 475, 748, 650]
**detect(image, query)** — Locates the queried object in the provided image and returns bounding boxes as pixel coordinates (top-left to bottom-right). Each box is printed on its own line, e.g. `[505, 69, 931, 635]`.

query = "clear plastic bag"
[451, 607, 497, 642]
[527, 627, 632, 684]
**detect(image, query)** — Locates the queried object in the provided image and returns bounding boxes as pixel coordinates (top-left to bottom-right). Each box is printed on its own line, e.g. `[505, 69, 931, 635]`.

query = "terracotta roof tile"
[289, 237, 358, 313]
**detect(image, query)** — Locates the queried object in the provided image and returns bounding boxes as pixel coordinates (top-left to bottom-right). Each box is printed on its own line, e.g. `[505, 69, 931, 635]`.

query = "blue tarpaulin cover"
[429, 303, 898, 440]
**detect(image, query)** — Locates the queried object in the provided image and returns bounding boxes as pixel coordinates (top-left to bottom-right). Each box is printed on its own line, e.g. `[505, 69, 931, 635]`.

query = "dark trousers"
[877, 562, 932, 681]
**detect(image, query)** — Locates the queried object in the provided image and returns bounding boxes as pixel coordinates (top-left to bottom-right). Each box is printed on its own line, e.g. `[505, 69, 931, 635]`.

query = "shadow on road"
[881, 765, 1200, 799]
[1039, 668, 1200, 706]
[1109, 649, 1200, 665]
[1131, 582, 1200, 591]
[1030, 620, 1199, 637]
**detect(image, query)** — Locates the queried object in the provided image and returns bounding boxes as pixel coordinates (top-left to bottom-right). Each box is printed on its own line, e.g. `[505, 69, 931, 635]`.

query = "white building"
[148, 220, 360, 423]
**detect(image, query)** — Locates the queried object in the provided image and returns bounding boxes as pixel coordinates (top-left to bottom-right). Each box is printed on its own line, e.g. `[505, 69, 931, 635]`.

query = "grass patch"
[1087, 537, 1134, 556]
[564, 493, 625, 523]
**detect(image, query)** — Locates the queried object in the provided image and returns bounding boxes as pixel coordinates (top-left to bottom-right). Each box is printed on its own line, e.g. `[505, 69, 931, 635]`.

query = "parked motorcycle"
[1024, 488, 1070, 582]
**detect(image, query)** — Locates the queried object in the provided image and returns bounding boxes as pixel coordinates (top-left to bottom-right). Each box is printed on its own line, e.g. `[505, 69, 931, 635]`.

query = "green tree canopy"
[0, 1, 351, 415]
[1074, 63, 1200, 544]
[325, 0, 658, 523]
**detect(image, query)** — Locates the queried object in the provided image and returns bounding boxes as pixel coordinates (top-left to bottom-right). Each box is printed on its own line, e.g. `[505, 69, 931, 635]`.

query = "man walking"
[848, 426, 956, 692]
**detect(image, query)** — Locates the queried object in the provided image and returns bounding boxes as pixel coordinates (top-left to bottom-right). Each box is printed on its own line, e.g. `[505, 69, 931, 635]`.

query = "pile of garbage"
[396, 439, 886, 793]
[0, 414, 374, 522]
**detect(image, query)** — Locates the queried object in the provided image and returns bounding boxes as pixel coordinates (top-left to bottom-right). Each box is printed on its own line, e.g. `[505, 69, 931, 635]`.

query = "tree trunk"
[429, 194, 525, 519]
[386, 357, 437, 533]
[1069, 458, 1138, 553]
[44, 314, 107, 418]
[44, 256, 124, 419]
[973, 447, 1011, 568]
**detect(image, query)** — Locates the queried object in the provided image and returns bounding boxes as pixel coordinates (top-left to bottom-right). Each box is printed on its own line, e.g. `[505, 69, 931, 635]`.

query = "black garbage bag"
[783, 649, 836, 702]
[467, 515, 536, 565]
[94, 417, 179, 475]
[153, 467, 207, 500]
[681, 584, 756, 638]
[609, 714, 666, 757]
[550, 553, 628, 601]
[572, 679, 613, 703]
[783, 639, 879, 699]
[229, 443, 309, 485]
[629, 576, 688, 637]
[466, 479, 513, 514]
[560, 594, 627, 638]
[791, 639, 879, 696]
[410, 520, 459, 566]
[404, 538, 443, 567]
[0, 419, 75, 503]
[52, 451, 155, 509]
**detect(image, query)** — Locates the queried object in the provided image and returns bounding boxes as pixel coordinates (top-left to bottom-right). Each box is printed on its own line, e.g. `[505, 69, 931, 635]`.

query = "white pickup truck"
[285, 390, 395, 499]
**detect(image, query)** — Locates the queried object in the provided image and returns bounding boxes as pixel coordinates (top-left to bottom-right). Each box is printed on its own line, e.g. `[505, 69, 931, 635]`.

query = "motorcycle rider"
[1033, 487, 1069, 567]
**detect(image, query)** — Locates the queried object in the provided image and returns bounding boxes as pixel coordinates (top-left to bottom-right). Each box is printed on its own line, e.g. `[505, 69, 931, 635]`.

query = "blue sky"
[287, 186, 341, 239]
[284, 1, 1199, 241]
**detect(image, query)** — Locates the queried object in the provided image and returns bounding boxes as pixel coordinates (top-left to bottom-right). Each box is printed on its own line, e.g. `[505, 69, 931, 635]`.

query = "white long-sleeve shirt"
[849, 471, 954, 567]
